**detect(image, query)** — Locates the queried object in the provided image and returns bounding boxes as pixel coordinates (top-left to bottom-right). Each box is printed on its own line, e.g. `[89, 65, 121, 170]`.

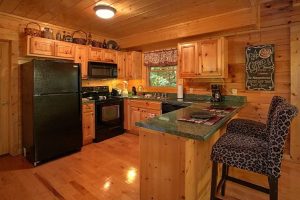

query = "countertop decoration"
[136, 95, 246, 141]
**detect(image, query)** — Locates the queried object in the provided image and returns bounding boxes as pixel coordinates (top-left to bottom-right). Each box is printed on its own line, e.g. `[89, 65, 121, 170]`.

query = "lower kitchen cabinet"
[82, 103, 95, 145]
[127, 100, 161, 135]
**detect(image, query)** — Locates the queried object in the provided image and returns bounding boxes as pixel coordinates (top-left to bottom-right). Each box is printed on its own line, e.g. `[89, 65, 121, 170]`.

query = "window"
[144, 48, 178, 87]
[149, 66, 177, 87]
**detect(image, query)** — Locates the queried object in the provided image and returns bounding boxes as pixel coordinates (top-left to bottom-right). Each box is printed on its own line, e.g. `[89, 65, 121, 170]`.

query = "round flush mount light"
[94, 5, 116, 19]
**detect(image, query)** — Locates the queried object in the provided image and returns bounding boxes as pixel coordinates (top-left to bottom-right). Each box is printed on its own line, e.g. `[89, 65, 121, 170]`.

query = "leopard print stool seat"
[210, 97, 298, 200]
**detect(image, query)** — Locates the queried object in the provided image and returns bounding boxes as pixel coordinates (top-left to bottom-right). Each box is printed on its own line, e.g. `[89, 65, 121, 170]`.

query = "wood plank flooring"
[0, 133, 299, 200]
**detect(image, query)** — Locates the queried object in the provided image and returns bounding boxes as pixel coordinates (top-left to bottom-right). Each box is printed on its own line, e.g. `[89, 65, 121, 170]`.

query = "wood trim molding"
[290, 24, 300, 162]
[118, 8, 259, 48]
[0, 28, 20, 156]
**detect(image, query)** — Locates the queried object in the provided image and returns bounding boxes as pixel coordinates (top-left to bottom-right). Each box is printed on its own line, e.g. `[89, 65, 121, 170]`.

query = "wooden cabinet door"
[74, 45, 88, 79]
[124, 99, 129, 129]
[146, 109, 161, 119]
[82, 103, 95, 145]
[130, 106, 141, 135]
[89, 47, 103, 61]
[178, 42, 199, 78]
[198, 39, 222, 77]
[140, 109, 148, 121]
[117, 51, 126, 79]
[126, 51, 142, 79]
[29, 37, 54, 56]
[126, 52, 133, 79]
[140, 109, 161, 121]
[103, 49, 117, 63]
[55, 42, 74, 59]
[131, 51, 142, 79]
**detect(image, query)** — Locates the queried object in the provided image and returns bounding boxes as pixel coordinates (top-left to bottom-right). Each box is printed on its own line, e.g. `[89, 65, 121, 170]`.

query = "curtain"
[144, 48, 177, 67]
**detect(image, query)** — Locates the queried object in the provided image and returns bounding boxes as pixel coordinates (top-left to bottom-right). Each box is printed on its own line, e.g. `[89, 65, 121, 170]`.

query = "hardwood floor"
[0, 133, 299, 200]
[0, 133, 139, 200]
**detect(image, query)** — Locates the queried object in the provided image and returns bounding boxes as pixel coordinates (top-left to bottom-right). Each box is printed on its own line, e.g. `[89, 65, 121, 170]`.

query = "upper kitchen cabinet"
[28, 36, 54, 56]
[125, 51, 142, 80]
[26, 36, 74, 59]
[178, 37, 228, 78]
[117, 51, 126, 79]
[178, 42, 199, 78]
[88, 47, 117, 63]
[54, 41, 75, 59]
[74, 45, 88, 79]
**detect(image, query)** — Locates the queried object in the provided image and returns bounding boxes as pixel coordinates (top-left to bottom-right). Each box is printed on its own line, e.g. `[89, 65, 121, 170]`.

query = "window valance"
[144, 48, 178, 67]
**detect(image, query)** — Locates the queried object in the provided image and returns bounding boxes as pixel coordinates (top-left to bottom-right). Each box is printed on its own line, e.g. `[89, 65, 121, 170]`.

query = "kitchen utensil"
[24, 22, 42, 37]
[107, 40, 118, 49]
[64, 32, 73, 42]
[42, 27, 53, 39]
[211, 84, 222, 102]
[91, 40, 102, 47]
[56, 32, 62, 40]
[72, 30, 87, 45]
[102, 39, 107, 48]
[112, 88, 122, 96]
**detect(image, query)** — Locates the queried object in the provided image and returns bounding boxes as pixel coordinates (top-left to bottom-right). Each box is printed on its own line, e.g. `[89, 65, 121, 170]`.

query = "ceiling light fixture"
[94, 5, 116, 19]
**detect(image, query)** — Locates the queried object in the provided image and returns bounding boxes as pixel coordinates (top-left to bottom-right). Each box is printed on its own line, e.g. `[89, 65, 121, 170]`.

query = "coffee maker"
[211, 84, 222, 102]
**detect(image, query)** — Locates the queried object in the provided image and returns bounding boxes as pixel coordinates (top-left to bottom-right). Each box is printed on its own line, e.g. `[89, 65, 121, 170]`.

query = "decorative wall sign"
[245, 44, 275, 91]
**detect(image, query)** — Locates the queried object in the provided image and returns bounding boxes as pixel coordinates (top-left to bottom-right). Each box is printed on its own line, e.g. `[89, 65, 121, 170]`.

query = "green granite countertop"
[136, 99, 246, 141]
[82, 99, 95, 104]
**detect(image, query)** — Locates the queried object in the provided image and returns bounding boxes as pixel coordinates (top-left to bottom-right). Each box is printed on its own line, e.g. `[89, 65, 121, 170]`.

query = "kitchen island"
[136, 99, 246, 200]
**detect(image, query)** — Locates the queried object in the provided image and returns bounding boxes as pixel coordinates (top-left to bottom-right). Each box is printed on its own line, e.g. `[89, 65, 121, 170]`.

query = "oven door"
[88, 62, 118, 79]
[94, 99, 124, 142]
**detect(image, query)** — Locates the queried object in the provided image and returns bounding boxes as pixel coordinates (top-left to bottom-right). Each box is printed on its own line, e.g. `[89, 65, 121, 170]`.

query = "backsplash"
[82, 79, 142, 92]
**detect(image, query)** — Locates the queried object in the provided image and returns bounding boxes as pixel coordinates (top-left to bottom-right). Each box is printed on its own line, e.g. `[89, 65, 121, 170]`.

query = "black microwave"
[88, 62, 118, 79]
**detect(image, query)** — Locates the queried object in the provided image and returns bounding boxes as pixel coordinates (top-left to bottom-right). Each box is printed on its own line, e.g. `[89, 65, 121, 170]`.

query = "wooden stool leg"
[268, 176, 278, 200]
[210, 161, 218, 200]
[221, 164, 228, 196]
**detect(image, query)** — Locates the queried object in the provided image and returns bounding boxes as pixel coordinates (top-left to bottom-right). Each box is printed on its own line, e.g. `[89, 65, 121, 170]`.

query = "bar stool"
[210, 98, 298, 200]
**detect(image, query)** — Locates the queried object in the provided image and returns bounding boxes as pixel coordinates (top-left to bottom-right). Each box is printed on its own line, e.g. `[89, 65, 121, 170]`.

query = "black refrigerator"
[21, 59, 82, 166]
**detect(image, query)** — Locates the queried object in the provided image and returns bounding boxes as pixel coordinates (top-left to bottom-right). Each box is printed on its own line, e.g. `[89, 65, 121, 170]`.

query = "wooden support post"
[290, 23, 300, 161]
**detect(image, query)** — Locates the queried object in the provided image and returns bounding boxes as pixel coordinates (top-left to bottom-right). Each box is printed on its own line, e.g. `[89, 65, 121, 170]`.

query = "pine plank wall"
[0, 0, 298, 156]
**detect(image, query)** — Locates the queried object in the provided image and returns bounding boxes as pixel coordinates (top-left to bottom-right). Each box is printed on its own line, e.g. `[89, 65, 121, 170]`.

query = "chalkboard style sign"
[245, 44, 275, 91]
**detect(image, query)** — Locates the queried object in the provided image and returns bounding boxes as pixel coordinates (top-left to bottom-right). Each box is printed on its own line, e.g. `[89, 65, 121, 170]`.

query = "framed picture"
[245, 44, 275, 91]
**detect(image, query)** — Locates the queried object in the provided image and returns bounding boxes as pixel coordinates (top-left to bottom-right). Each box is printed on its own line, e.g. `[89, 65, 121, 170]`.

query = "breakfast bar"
[136, 99, 246, 200]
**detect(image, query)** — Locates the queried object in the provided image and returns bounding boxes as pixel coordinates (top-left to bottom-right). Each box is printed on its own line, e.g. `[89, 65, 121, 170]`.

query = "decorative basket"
[91, 40, 102, 48]
[24, 22, 42, 37]
[72, 30, 87, 45]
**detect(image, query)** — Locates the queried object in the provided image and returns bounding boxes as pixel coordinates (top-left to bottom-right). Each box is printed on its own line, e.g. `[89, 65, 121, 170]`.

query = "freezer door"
[33, 93, 82, 162]
[34, 60, 80, 94]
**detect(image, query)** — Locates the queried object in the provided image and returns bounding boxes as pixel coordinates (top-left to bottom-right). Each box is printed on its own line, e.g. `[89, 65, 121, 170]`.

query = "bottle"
[102, 39, 107, 48]
[56, 32, 62, 41]
[132, 86, 137, 96]
[87, 32, 92, 46]
[62, 31, 66, 41]
[122, 89, 128, 97]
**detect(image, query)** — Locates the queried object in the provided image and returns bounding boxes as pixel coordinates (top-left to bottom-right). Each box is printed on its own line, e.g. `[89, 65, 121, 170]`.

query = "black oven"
[88, 62, 118, 79]
[94, 98, 124, 142]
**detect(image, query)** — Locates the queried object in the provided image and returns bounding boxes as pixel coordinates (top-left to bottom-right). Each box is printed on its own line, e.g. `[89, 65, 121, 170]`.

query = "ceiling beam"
[118, 7, 259, 49]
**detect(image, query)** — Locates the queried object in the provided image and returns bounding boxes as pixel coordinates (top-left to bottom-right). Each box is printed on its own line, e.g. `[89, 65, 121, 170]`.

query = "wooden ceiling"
[0, 0, 254, 40]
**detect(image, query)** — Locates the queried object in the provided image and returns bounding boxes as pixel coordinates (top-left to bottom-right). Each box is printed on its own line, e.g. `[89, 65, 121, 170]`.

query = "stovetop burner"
[82, 86, 122, 102]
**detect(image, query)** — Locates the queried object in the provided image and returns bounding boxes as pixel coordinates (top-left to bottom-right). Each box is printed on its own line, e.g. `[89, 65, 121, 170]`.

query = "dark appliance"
[111, 88, 122, 96]
[88, 61, 117, 79]
[82, 86, 124, 142]
[211, 84, 222, 102]
[21, 60, 82, 166]
[162, 101, 191, 114]
[132, 86, 137, 96]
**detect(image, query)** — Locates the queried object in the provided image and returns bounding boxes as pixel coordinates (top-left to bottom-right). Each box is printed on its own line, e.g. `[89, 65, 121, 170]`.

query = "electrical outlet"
[231, 88, 238, 95]
[189, 88, 194, 94]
